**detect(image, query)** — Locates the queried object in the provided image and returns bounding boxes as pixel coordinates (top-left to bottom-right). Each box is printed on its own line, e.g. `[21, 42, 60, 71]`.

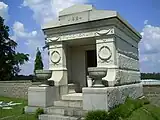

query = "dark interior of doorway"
[85, 50, 97, 86]
[74, 50, 97, 92]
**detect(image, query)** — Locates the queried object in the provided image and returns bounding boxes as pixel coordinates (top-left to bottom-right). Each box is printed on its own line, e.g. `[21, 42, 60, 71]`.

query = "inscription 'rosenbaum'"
[68, 16, 82, 22]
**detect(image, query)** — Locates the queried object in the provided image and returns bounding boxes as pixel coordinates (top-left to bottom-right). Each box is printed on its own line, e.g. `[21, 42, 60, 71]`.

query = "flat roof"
[42, 4, 141, 38]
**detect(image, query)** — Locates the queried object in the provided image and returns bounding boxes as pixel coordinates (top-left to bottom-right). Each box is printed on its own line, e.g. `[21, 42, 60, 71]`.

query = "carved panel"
[98, 46, 112, 61]
[47, 28, 115, 42]
[51, 51, 61, 64]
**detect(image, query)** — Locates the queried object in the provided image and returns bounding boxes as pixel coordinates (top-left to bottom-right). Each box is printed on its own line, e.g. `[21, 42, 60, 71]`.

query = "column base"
[27, 86, 60, 111]
[48, 68, 68, 86]
[24, 106, 40, 113]
[82, 83, 143, 111]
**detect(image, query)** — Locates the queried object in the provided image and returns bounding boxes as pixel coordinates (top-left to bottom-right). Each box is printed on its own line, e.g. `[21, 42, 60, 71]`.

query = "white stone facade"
[26, 4, 143, 116]
[42, 4, 141, 89]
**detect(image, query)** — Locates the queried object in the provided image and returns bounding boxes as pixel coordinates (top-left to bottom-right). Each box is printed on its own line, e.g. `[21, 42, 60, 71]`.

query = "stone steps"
[45, 106, 87, 117]
[54, 100, 82, 108]
[62, 93, 83, 101]
[39, 93, 84, 120]
[39, 114, 84, 120]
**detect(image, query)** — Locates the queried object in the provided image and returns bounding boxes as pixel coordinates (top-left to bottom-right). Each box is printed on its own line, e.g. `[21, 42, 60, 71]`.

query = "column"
[48, 42, 68, 94]
[96, 36, 118, 87]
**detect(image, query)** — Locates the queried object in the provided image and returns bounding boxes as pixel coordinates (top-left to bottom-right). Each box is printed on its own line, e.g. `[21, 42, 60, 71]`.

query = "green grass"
[85, 97, 160, 120]
[126, 104, 160, 120]
[114, 98, 160, 120]
[113, 98, 160, 120]
[0, 96, 36, 120]
[1, 96, 160, 120]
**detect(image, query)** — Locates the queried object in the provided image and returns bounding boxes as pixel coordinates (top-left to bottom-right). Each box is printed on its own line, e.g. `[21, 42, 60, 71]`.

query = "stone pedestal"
[82, 83, 143, 111]
[25, 86, 59, 113]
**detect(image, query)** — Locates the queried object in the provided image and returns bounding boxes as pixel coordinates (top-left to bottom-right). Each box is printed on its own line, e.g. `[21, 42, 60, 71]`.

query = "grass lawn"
[0, 96, 36, 120]
[126, 104, 160, 120]
[1, 96, 160, 120]
[115, 98, 160, 120]
[85, 97, 160, 120]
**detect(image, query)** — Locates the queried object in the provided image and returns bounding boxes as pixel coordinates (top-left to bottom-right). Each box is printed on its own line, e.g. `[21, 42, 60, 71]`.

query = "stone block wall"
[0, 80, 160, 105]
[0, 81, 41, 99]
[143, 85, 160, 106]
[116, 28, 140, 85]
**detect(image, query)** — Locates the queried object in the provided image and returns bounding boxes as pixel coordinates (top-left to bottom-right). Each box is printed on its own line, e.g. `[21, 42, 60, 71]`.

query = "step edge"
[39, 114, 81, 118]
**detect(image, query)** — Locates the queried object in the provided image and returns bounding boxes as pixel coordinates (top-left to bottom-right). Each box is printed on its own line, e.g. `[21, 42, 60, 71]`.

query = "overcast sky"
[0, 0, 160, 74]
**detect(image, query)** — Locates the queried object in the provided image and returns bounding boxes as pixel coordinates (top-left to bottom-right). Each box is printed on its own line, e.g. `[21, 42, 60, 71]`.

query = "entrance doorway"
[85, 50, 97, 87]
[86, 50, 97, 75]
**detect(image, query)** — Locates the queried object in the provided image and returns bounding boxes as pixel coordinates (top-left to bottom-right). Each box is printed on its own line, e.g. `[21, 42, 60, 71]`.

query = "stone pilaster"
[48, 42, 68, 87]
[96, 35, 118, 87]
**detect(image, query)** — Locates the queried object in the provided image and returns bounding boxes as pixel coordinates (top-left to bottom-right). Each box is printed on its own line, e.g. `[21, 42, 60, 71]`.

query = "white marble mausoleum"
[42, 4, 141, 91]
[26, 4, 143, 119]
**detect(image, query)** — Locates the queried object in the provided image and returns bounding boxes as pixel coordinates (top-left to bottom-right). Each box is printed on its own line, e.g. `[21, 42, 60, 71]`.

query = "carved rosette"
[98, 46, 112, 61]
[51, 51, 61, 64]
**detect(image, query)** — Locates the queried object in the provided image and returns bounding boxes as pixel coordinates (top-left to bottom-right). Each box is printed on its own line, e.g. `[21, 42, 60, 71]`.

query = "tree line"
[0, 15, 44, 81]
[141, 73, 160, 80]
[0, 16, 29, 80]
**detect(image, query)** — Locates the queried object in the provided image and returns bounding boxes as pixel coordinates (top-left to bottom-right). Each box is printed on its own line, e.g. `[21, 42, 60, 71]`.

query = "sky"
[0, 0, 160, 74]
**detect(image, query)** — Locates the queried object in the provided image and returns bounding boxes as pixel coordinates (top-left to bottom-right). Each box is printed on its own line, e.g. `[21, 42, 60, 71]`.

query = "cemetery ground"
[86, 97, 160, 120]
[0, 96, 35, 120]
[0, 96, 160, 120]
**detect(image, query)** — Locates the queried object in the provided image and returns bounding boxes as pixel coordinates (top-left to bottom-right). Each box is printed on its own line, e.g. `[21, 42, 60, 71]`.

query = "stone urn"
[35, 70, 52, 87]
[88, 67, 107, 87]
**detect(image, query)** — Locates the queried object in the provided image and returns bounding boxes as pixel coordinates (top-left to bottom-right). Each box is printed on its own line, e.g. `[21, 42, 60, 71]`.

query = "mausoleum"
[26, 4, 143, 120]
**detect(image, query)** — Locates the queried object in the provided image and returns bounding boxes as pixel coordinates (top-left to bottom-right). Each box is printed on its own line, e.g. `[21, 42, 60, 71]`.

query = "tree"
[0, 16, 29, 80]
[34, 48, 43, 73]
[141, 73, 160, 80]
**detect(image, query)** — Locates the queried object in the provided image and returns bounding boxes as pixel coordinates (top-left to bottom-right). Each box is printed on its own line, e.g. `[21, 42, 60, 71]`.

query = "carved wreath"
[51, 51, 61, 64]
[98, 46, 112, 61]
